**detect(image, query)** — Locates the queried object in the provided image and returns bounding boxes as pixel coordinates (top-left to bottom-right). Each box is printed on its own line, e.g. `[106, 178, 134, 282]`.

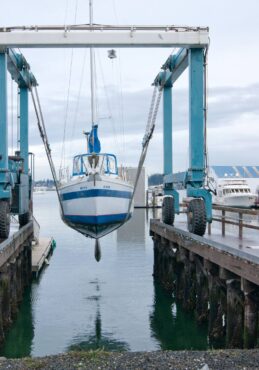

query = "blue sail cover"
[88, 125, 101, 153]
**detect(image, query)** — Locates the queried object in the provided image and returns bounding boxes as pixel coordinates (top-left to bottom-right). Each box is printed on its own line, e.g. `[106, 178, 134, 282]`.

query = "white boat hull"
[214, 194, 257, 208]
[59, 176, 133, 238]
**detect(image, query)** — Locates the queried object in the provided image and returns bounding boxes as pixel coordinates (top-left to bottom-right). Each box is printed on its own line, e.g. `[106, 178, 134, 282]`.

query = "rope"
[30, 87, 64, 215]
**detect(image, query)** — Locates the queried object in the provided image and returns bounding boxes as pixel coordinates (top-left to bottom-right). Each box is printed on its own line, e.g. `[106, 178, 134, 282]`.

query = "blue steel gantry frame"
[154, 47, 212, 222]
[0, 48, 37, 217]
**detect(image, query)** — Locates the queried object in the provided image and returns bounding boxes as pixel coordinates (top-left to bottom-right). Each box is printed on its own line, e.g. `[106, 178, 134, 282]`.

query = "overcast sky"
[1, 0, 259, 179]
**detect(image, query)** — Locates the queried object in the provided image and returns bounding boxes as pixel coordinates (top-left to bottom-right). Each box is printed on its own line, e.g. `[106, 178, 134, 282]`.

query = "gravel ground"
[0, 349, 259, 370]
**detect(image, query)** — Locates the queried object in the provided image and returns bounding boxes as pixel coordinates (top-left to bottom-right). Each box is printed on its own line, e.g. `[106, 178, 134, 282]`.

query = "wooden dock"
[150, 218, 259, 349]
[0, 222, 33, 342]
[32, 237, 54, 278]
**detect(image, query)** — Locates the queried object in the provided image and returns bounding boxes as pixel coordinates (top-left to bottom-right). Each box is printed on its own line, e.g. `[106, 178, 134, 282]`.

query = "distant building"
[211, 166, 259, 193]
[122, 167, 147, 207]
[165, 166, 259, 194]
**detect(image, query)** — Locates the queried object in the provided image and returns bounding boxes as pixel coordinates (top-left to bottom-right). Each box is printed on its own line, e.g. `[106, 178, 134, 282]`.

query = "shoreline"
[0, 349, 259, 369]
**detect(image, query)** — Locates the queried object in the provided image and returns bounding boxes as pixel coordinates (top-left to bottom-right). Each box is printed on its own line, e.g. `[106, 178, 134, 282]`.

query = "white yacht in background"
[214, 179, 257, 208]
[33, 186, 47, 194]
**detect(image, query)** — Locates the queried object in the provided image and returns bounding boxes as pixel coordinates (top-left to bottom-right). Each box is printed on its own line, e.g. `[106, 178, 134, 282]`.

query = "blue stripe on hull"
[61, 189, 132, 201]
[64, 213, 128, 225]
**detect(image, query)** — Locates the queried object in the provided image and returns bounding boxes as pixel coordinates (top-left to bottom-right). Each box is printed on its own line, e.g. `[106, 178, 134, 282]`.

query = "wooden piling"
[150, 218, 259, 349]
[226, 279, 243, 348]
[242, 279, 259, 349]
[195, 257, 208, 323]
[0, 265, 12, 328]
[10, 259, 18, 317]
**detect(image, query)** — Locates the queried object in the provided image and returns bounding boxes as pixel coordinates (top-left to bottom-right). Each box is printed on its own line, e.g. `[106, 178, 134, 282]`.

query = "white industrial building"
[122, 167, 147, 207]
[210, 166, 259, 193]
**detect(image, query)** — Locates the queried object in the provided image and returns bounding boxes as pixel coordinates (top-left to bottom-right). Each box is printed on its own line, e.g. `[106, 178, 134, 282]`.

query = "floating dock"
[32, 237, 54, 278]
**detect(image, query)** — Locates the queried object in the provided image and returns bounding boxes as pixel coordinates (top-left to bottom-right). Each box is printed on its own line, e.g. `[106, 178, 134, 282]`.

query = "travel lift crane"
[0, 49, 37, 239]
[0, 25, 211, 239]
[154, 47, 212, 235]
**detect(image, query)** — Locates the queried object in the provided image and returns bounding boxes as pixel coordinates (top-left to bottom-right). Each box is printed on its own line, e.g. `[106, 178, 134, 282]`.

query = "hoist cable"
[30, 87, 64, 215]
[127, 86, 163, 214]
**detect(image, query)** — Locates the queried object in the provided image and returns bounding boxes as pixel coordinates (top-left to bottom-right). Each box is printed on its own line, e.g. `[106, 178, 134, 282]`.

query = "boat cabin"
[72, 153, 118, 176]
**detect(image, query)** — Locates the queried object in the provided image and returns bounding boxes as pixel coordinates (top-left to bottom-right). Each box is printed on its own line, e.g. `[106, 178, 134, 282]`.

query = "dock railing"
[210, 204, 259, 239]
[180, 202, 259, 239]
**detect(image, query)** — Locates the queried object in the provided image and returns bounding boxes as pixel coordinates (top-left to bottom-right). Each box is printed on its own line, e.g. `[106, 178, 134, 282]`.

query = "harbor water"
[0, 192, 208, 358]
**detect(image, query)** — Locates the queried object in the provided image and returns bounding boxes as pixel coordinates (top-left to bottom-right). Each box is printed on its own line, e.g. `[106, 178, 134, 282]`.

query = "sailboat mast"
[89, 0, 96, 126]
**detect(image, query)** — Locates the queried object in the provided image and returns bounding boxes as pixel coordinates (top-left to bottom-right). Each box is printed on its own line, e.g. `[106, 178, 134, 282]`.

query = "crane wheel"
[19, 212, 31, 227]
[187, 198, 206, 236]
[0, 200, 11, 239]
[162, 196, 175, 225]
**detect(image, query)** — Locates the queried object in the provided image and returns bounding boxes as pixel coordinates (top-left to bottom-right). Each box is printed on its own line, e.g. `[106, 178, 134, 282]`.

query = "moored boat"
[214, 179, 257, 208]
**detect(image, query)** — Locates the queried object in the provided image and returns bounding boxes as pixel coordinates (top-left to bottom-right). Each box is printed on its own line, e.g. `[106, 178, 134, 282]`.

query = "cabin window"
[106, 155, 117, 175]
[73, 156, 82, 175]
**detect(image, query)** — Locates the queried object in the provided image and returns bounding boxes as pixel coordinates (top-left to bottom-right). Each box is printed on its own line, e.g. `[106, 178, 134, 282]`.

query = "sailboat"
[59, 0, 134, 240]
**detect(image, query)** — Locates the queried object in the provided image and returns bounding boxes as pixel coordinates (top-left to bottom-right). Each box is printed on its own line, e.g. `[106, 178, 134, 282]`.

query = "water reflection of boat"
[33, 186, 47, 194]
[214, 179, 256, 208]
[68, 309, 129, 352]
[67, 281, 129, 352]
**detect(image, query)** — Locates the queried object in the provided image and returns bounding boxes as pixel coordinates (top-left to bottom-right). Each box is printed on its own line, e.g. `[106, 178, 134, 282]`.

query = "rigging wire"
[96, 50, 120, 150]
[117, 55, 126, 162]
[111, 0, 126, 161]
[93, 49, 99, 122]
[60, 0, 79, 176]
[69, 48, 88, 156]
[64, 0, 70, 26]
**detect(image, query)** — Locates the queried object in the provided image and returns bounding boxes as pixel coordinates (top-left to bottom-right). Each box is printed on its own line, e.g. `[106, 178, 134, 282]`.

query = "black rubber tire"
[0, 200, 10, 239]
[162, 196, 175, 225]
[187, 198, 207, 236]
[19, 212, 30, 227]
